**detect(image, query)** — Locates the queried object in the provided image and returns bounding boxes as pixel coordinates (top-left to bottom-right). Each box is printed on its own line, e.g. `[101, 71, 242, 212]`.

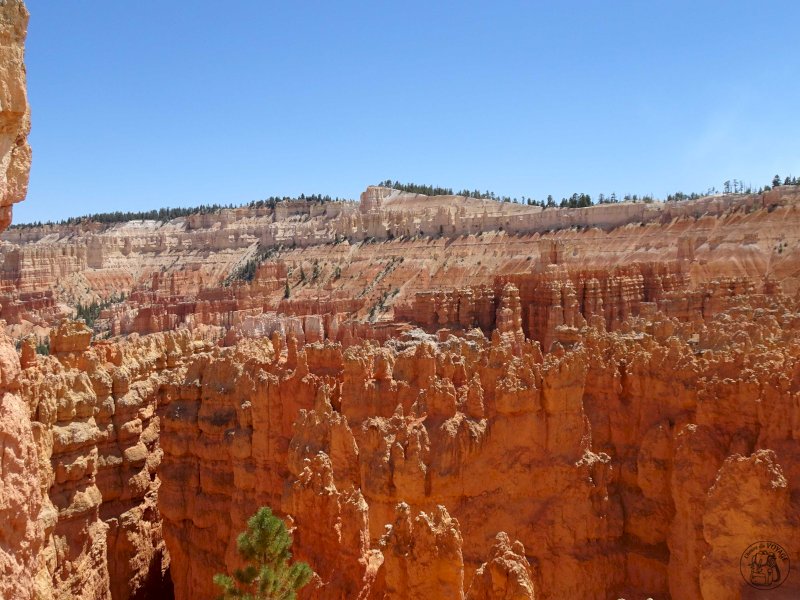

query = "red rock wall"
[15, 326, 215, 599]
[0, 3, 41, 599]
[8, 246, 800, 600]
[148, 292, 800, 599]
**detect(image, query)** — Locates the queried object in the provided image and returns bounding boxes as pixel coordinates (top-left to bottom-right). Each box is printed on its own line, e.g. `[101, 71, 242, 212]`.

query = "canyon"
[3, 3, 800, 599]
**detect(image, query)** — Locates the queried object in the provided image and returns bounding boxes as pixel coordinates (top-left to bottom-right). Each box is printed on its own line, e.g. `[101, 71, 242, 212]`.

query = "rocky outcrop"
[0, 375, 43, 600]
[143, 291, 800, 599]
[700, 451, 794, 599]
[5, 241, 800, 600]
[379, 503, 464, 599]
[0, 3, 37, 599]
[0, 0, 30, 231]
[50, 320, 92, 353]
[466, 533, 535, 600]
[14, 327, 215, 599]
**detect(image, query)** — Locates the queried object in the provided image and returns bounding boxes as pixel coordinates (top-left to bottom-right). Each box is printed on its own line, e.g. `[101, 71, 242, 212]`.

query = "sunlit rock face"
[3, 182, 799, 341]
[8, 188, 800, 599]
[0, 0, 30, 231]
[0, 3, 37, 600]
[124, 289, 800, 600]
[17, 329, 200, 599]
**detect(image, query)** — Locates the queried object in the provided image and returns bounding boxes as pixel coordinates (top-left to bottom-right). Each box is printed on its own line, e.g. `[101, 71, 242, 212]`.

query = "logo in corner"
[740, 541, 790, 590]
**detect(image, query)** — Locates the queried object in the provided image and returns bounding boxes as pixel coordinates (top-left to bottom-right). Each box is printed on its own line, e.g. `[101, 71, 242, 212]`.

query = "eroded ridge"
[8, 279, 800, 599]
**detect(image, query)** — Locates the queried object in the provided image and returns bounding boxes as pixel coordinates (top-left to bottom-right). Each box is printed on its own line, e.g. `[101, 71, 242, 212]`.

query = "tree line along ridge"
[10, 175, 799, 228]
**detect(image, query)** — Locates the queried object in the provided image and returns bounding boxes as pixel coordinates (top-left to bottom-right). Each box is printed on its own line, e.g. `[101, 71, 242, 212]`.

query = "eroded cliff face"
[0, 0, 30, 231]
[12, 292, 800, 598]
[7, 189, 800, 599]
[15, 325, 216, 599]
[0, 3, 37, 599]
[3, 183, 799, 341]
[16, 285, 800, 599]
[146, 292, 800, 600]
[0, 348, 43, 600]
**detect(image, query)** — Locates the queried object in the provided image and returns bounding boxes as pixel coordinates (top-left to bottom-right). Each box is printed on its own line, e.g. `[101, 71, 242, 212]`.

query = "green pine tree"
[213, 507, 313, 600]
[284, 280, 291, 299]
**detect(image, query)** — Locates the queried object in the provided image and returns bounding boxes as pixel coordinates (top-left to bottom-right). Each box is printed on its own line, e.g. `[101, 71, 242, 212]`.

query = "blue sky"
[17, 1, 800, 223]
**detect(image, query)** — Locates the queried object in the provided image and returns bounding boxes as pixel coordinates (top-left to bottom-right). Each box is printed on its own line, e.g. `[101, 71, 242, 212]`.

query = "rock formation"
[2, 2, 800, 597]
[0, 3, 38, 599]
[0, 0, 30, 231]
[16, 286, 791, 599]
[4, 182, 800, 599]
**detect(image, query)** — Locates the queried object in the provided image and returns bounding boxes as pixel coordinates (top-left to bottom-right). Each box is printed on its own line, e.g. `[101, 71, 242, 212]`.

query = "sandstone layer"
[0, 0, 30, 231]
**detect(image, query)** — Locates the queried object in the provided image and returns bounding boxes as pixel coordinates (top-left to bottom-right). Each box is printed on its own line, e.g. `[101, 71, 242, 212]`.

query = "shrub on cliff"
[224, 245, 277, 285]
[36, 338, 50, 355]
[74, 293, 125, 328]
[214, 506, 312, 600]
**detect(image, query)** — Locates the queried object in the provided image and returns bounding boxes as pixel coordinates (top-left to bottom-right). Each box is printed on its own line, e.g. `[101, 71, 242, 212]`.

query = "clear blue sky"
[17, 1, 800, 223]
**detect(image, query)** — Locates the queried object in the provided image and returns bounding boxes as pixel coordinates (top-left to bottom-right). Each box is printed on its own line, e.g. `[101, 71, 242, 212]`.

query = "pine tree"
[284, 281, 291, 299]
[213, 507, 312, 600]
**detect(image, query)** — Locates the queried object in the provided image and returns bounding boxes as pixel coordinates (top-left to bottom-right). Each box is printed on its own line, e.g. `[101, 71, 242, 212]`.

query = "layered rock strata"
[7, 193, 800, 599]
[4, 185, 800, 336]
